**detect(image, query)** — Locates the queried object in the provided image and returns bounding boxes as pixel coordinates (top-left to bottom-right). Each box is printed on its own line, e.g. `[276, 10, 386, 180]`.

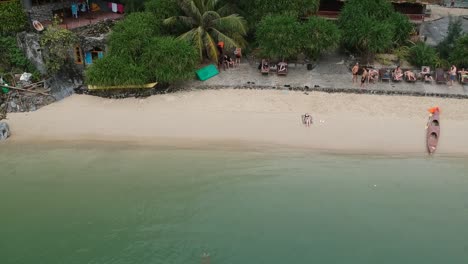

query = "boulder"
[0, 122, 10, 141]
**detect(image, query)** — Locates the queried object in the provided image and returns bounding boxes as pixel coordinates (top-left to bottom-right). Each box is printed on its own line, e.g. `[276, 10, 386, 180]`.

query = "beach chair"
[277, 62, 288, 75]
[459, 70, 468, 84]
[260, 59, 270, 75]
[435, 68, 447, 84]
[379, 68, 391, 82]
[392, 68, 403, 82]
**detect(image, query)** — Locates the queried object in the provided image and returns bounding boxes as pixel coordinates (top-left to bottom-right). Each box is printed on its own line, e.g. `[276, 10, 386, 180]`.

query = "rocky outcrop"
[0, 122, 10, 141]
[16, 32, 47, 75]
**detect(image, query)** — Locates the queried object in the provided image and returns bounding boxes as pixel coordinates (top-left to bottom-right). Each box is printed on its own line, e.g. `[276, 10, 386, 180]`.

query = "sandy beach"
[4, 89, 468, 155]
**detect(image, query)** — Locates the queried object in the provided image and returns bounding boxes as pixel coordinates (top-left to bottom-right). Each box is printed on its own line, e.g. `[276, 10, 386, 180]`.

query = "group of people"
[217, 42, 241, 70]
[352, 62, 467, 88]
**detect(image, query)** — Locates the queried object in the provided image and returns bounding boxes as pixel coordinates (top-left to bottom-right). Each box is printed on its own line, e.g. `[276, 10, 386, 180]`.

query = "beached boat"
[426, 112, 440, 154]
[87, 82, 157, 90]
[32, 20, 44, 32]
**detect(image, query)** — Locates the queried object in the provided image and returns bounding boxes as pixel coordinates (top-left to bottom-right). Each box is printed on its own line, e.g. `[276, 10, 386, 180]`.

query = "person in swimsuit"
[459, 68, 468, 82]
[360, 67, 368, 88]
[421, 67, 433, 82]
[449, 65, 457, 86]
[352, 62, 359, 84]
[234, 48, 241, 65]
[404, 70, 416, 81]
[393, 66, 403, 81]
[304, 113, 312, 127]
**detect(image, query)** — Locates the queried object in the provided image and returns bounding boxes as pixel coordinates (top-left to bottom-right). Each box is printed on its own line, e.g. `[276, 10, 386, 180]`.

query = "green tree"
[338, 0, 412, 61]
[141, 37, 198, 83]
[250, 0, 319, 18]
[408, 42, 438, 67]
[108, 12, 160, 62]
[450, 34, 468, 68]
[437, 16, 463, 60]
[0, 0, 27, 35]
[145, 0, 180, 19]
[120, 0, 145, 13]
[301, 17, 340, 60]
[256, 14, 302, 61]
[40, 20, 77, 74]
[164, 0, 248, 62]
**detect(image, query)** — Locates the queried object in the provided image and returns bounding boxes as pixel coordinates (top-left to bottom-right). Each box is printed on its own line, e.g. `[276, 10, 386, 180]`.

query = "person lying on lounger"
[421, 67, 433, 82]
[393, 66, 403, 81]
[404, 70, 417, 81]
[278, 62, 287, 72]
[368, 69, 379, 83]
[262, 60, 269, 71]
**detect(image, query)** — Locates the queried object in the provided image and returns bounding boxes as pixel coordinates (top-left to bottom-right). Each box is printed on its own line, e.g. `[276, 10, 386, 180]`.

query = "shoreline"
[4, 89, 468, 156]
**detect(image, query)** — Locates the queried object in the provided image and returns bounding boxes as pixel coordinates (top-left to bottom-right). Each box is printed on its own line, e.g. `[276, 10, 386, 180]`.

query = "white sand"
[5, 89, 468, 155]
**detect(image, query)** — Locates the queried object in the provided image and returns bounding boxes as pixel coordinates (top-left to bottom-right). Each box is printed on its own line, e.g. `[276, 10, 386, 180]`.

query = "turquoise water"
[1, 144, 468, 264]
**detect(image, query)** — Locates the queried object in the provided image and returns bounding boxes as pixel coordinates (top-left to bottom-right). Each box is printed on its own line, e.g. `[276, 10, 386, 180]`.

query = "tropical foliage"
[145, 0, 180, 20]
[301, 17, 340, 59]
[141, 37, 199, 83]
[256, 15, 302, 60]
[450, 34, 468, 68]
[108, 12, 160, 62]
[408, 42, 438, 67]
[338, 0, 412, 61]
[437, 16, 463, 60]
[40, 21, 77, 74]
[86, 13, 198, 86]
[164, 0, 248, 62]
[0, 0, 27, 35]
[249, 0, 319, 19]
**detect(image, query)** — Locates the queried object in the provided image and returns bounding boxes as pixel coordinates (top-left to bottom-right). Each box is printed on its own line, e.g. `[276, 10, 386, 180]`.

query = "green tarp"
[196, 64, 219, 81]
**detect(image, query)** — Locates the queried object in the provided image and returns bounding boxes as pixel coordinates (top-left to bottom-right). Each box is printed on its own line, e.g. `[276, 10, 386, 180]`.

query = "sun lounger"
[379, 69, 391, 82]
[260, 59, 270, 75]
[435, 68, 447, 84]
[277, 62, 288, 75]
[459, 72, 468, 84]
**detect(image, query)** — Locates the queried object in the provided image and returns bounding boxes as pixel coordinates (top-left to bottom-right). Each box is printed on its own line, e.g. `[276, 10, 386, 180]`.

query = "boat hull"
[426, 112, 440, 154]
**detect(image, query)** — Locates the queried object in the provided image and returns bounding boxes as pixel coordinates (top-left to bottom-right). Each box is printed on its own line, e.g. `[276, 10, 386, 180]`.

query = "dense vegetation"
[338, 0, 412, 61]
[86, 12, 198, 85]
[0, 0, 38, 82]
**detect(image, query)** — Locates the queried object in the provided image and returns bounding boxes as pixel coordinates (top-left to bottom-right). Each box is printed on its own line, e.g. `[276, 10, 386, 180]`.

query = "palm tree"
[164, 0, 248, 62]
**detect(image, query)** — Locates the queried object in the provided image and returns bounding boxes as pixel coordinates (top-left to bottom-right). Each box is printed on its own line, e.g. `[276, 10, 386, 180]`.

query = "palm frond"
[206, 0, 220, 11]
[212, 14, 248, 36]
[178, 0, 202, 23]
[164, 16, 197, 28]
[178, 27, 204, 60]
[209, 28, 240, 51]
[216, 3, 236, 17]
[203, 32, 219, 62]
[202, 11, 221, 28]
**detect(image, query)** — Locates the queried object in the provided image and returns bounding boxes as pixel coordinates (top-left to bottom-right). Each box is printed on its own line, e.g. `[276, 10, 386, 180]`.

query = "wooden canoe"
[87, 82, 157, 90]
[426, 112, 440, 154]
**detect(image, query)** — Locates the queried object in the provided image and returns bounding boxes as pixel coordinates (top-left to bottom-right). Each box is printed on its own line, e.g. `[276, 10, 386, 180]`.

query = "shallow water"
[1, 144, 468, 264]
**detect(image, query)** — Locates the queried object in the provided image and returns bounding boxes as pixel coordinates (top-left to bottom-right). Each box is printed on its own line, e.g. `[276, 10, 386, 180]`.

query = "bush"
[141, 37, 198, 83]
[256, 14, 303, 60]
[437, 16, 462, 60]
[85, 56, 148, 86]
[450, 34, 468, 68]
[0, 0, 27, 35]
[301, 17, 340, 59]
[338, 0, 412, 60]
[40, 23, 77, 74]
[108, 12, 160, 62]
[408, 42, 438, 67]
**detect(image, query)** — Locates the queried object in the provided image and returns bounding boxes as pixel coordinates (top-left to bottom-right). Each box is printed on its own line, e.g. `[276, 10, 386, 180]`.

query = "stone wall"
[29, 0, 73, 22]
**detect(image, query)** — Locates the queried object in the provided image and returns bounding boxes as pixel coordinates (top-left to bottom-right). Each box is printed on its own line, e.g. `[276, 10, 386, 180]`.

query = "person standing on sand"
[450, 0, 455, 8]
[449, 65, 457, 86]
[360, 67, 368, 88]
[352, 63, 359, 84]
